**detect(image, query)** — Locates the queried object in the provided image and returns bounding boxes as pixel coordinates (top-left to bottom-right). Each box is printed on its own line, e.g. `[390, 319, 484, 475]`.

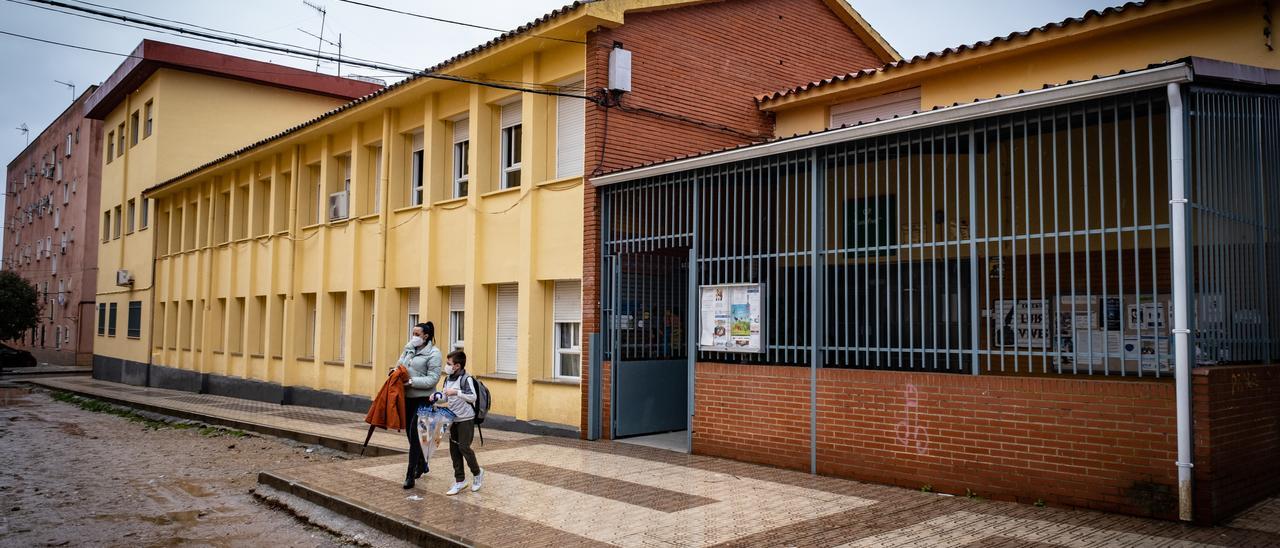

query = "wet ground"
[0, 385, 372, 547]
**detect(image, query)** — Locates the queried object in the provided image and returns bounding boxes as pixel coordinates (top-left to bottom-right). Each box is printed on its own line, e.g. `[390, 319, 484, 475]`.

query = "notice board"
[698, 284, 765, 353]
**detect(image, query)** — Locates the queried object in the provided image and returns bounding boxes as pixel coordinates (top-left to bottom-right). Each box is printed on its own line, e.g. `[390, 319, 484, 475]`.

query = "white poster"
[991, 299, 1051, 349]
[699, 284, 765, 353]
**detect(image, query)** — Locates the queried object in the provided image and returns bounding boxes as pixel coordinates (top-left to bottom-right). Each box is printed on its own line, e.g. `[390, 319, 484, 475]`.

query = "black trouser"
[450, 419, 481, 482]
[404, 397, 430, 477]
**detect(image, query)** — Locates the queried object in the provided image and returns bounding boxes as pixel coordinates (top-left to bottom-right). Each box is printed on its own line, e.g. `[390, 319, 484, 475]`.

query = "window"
[102, 210, 111, 242]
[140, 198, 149, 229]
[409, 131, 424, 206]
[307, 163, 322, 225]
[144, 101, 153, 138]
[97, 303, 106, 336]
[405, 288, 420, 339]
[553, 281, 582, 378]
[449, 286, 465, 351]
[62, 183, 69, 204]
[368, 144, 382, 214]
[107, 302, 117, 337]
[113, 205, 122, 239]
[53, 208, 60, 229]
[555, 82, 586, 176]
[55, 159, 62, 181]
[452, 118, 469, 198]
[302, 293, 317, 358]
[234, 184, 249, 239]
[270, 295, 285, 357]
[126, 199, 136, 234]
[51, 254, 57, 275]
[495, 284, 517, 374]
[179, 300, 193, 350]
[254, 296, 267, 355]
[130, 111, 140, 146]
[213, 299, 226, 352]
[127, 301, 142, 339]
[231, 297, 245, 353]
[500, 102, 522, 189]
[106, 131, 114, 162]
[362, 290, 375, 364]
[65, 132, 73, 156]
[116, 123, 124, 157]
[331, 292, 346, 360]
[253, 178, 270, 236]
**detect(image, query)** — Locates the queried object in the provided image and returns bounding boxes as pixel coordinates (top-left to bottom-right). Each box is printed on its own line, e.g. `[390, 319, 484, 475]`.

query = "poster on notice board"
[698, 284, 765, 353]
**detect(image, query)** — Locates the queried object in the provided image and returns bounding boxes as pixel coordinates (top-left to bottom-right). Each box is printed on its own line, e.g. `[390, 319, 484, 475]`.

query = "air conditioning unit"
[328, 191, 349, 221]
[116, 269, 134, 287]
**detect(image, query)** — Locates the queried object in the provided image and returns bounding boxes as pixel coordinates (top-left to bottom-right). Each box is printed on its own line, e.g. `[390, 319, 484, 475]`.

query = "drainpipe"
[1167, 82, 1193, 522]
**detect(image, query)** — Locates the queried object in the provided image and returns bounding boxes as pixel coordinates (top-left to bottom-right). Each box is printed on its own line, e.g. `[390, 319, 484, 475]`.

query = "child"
[440, 350, 483, 495]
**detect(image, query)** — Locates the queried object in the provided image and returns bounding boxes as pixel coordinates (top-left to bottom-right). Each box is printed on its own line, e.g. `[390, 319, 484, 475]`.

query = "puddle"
[174, 480, 216, 498]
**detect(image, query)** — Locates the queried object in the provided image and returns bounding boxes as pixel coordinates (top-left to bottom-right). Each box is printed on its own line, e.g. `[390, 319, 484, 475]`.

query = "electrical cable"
[18, 0, 598, 102]
[334, 0, 586, 44]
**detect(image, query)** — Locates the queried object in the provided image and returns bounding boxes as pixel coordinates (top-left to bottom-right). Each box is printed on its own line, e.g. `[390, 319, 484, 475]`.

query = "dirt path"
[0, 385, 373, 547]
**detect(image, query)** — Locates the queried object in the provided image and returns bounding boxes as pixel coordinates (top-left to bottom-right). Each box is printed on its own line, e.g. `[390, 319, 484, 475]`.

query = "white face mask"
[444, 364, 455, 376]
[409, 336, 424, 348]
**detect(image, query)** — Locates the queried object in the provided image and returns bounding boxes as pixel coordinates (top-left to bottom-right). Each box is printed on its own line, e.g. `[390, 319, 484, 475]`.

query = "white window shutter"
[411, 131, 424, 152]
[449, 286, 465, 312]
[553, 280, 581, 323]
[830, 87, 922, 129]
[500, 101, 522, 129]
[453, 118, 469, 143]
[406, 288, 420, 316]
[495, 284, 518, 374]
[556, 83, 585, 178]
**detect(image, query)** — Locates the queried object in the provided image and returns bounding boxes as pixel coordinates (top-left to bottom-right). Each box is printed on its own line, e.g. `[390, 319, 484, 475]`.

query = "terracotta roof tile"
[757, 0, 1161, 104]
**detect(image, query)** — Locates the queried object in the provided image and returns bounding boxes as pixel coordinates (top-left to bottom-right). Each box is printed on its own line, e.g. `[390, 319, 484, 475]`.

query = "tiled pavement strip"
[25, 376, 1280, 547]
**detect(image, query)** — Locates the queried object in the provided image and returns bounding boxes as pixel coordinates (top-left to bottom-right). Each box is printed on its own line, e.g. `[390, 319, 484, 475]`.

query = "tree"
[0, 271, 40, 342]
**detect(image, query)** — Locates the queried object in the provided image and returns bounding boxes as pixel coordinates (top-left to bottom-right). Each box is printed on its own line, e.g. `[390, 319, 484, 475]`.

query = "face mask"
[409, 336, 424, 348]
[444, 364, 455, 376]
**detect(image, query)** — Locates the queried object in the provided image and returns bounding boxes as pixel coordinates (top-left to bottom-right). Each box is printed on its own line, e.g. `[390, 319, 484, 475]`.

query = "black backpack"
[461, 374, 492, 444]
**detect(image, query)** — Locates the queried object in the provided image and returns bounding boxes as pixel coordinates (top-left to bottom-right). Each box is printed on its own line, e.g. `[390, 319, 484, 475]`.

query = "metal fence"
[1186, 87, 1280, 365]
[601, 86, 1280, 376]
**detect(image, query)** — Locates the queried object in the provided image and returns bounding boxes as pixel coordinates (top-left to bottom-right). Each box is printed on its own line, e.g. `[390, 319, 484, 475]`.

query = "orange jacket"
[365, 365, 408, 430]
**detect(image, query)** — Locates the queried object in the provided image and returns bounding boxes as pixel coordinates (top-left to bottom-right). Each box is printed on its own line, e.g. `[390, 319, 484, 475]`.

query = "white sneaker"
[471, 469, 484, 492]
[446, 481, 468, 496]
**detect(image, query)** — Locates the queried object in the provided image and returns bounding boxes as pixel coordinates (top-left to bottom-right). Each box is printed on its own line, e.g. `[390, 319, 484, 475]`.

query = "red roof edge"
[84, 40, 383, 120]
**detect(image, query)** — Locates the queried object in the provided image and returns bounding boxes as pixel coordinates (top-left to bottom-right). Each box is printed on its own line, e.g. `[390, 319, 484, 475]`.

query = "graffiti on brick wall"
[1230, 371, 1261, 394]
[894, 383, 930, 455]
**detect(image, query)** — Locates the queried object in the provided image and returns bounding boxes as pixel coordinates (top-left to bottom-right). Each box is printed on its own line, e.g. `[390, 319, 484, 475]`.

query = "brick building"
[582, 0, 1280, 525]
[4, 87, 102, 366]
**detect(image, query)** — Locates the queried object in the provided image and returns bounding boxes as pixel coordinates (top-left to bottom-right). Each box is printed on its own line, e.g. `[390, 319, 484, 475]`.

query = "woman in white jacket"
[398, 321, 441, 489]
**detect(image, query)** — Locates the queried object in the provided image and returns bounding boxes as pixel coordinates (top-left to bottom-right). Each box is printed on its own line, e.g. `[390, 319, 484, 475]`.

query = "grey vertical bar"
[809, 148, 823, 475]
[969, 127, 981, 374]
[588, 332, 601, 440]
[686, 244, 696, 454]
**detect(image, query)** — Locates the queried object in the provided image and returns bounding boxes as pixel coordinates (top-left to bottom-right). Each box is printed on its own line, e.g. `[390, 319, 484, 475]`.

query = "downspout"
[1167, 82, 1193, 522]
[145, 194, 159, 387]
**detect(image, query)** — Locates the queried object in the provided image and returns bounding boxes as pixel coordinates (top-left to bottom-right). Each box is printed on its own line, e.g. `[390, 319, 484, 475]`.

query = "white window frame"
[555, 322, 581, 379]
[144, 100, 153, 138]
[500, 101, 522, 189]
[452, 117, 469, 198]
[552, 280, 582, 379]
[368, 143, 383, 214]
[449, 286, 465, 351]
[409, 131, 424, 206]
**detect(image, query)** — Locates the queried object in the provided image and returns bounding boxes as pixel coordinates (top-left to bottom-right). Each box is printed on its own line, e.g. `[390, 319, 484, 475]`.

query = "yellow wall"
[94, 70, 358, 367]
[148, 42, 588, 427]
[773, 0, 1280, 135]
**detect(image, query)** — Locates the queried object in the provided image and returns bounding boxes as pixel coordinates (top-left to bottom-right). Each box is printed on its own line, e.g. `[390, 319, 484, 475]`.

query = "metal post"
[809, 149, 824, 475]
[1167, 83, 1194, 522]
[687, 246, 696, 454]
[968, 128, 981, 375]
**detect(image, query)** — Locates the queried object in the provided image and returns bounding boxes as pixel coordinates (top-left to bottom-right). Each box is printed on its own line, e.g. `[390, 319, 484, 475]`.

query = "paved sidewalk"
[27, 376, 1280, 547]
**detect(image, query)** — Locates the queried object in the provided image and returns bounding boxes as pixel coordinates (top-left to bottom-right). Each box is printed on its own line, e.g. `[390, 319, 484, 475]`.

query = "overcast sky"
[0, 0, 1124, 238]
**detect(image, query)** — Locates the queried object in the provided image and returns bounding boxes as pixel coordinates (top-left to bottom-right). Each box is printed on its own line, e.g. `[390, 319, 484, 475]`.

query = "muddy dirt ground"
[0, 385, 374, 547]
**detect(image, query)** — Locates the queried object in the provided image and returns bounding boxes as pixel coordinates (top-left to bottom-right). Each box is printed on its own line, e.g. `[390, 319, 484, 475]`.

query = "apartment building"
[139, 0, 897, 426]
[86, 40, 381, 385]
[3, 87, 102, 366]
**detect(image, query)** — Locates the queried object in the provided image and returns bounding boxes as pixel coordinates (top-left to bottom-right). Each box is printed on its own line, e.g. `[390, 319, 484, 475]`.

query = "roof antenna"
[54, 80, 75, 102]
[17, 123, 29, 146]
[302, 0, 328, 72]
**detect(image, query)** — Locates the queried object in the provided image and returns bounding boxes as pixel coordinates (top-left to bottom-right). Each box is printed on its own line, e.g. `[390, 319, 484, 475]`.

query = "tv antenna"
[301, 0, 330, 73]
[17, 123, 29, 146]
[298, 28, 342, 75]
[54, 80, 75, 101]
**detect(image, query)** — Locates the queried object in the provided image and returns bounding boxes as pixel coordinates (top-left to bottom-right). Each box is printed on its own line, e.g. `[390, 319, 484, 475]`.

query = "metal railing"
[601, 86, 1279, 376]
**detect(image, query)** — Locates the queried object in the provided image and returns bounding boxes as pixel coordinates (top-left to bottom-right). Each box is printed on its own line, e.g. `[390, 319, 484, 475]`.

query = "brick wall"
[580, 0, 885, 437]
[1193, 364, 1280, 524]
[695, 362, 1184, 519]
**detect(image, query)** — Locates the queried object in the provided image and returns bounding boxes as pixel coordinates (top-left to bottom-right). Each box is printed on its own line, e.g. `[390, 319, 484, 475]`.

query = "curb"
[258, 471, 467, 547]
[26, 380, 404, 457]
